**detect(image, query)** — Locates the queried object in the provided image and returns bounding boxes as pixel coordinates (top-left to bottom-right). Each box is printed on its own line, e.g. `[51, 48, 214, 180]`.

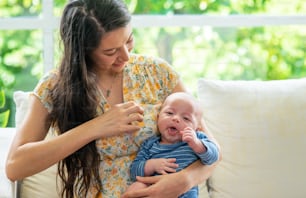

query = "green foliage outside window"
[0, 88, 10, 127]
[0, 0, 305, 127]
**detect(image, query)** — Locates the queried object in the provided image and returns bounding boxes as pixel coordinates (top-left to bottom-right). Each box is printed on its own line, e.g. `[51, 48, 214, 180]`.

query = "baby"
[127, 92, 219, 197]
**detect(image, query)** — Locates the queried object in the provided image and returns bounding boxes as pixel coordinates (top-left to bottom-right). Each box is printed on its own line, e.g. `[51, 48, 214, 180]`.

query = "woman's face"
[91, 23, 134, 74]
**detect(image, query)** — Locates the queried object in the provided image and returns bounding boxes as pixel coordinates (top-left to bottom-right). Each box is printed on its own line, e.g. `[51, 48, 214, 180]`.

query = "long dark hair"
[47, 0, 131, 197]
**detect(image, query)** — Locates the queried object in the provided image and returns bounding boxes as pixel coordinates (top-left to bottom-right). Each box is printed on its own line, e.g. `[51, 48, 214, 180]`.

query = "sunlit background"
[0, 0, 305, 127]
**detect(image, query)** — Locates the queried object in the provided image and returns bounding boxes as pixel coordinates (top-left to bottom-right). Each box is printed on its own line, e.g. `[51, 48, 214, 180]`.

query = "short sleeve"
[153, 56, 180, 96]
[124, 54, 181, 104]
[33, 70, 58, 112]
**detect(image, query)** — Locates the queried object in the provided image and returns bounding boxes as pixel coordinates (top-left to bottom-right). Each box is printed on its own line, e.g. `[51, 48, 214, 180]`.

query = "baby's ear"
[197, 119, 207, 132]
[195, 122, 201, 131]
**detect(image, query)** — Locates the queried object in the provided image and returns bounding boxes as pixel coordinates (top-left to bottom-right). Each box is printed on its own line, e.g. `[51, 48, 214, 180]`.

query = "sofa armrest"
[0, 128, 17, 198]
[14, 180, 21, 198]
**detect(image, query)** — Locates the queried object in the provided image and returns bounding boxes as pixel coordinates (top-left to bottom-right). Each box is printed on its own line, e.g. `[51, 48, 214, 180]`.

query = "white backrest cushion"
[13, 91, 61, 198]
[198, 182, 210, 198]
[197, 78, 306, 198]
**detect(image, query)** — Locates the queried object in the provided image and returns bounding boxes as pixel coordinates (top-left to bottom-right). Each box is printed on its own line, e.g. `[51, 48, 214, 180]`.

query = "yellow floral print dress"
[33, 53, 179, 198]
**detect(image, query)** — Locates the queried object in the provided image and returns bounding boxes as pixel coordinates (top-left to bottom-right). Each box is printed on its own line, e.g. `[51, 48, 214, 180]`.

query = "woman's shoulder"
[33, 69, 59, 110]
[129, 53, 164, 62]
[128, 53, 178, 76]
[124, 54, 180, 100]
[38, 69, 59, 85]
[129, 53, 171, 68]
[34, 69, 59, 93]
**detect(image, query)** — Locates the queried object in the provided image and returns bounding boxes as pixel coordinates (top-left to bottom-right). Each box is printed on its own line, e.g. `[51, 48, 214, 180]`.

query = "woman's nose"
[118, 45, 129, 62]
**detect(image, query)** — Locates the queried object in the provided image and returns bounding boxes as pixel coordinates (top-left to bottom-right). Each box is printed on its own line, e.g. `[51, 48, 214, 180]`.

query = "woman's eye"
[105, 50, 117, 56]
[127, 38, 133, 44]
[127, 35, 134, 44]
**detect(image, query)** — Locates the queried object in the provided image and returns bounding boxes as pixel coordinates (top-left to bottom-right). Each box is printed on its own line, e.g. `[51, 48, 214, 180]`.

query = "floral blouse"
[34, 53, 180, 197]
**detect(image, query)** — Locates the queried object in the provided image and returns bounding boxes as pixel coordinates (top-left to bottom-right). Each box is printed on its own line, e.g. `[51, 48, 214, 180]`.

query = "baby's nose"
[172, 115, 180, 123]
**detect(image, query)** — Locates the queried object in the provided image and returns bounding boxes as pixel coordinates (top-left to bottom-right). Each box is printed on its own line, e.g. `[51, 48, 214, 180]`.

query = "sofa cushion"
[197, 78, 306, 198]
[13, 91, 61, 198]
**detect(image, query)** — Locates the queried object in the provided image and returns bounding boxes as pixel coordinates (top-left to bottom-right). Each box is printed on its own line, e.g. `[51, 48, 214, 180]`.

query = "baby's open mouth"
[168, 126, 178, 135]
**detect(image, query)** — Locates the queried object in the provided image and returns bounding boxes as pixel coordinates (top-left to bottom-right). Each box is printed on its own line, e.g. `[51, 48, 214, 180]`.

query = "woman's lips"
[113, 62, 126, 68]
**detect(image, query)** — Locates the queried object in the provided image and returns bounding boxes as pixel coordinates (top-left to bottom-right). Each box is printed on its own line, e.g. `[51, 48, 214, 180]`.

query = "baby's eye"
[183, 117, 190, 121]
[166, 111, 173, 115]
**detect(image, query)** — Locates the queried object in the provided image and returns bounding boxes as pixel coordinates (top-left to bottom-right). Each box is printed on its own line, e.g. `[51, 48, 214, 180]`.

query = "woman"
[6, 0, 220, 197]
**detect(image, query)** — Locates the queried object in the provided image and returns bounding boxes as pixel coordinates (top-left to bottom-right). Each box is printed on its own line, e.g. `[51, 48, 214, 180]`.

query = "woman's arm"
[6, 95, 101, 181]
[122, 160, 219, 198]
[6, 94, 144, 181]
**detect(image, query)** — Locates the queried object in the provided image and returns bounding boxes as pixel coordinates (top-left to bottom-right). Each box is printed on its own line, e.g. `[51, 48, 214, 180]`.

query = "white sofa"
[1, 78, 306, 198]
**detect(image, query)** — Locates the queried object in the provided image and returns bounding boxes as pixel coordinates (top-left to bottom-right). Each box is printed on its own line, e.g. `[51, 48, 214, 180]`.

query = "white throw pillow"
[13, 91, 60, 198]
[14, 91, 30, 129]
[197, 78, 306, 198]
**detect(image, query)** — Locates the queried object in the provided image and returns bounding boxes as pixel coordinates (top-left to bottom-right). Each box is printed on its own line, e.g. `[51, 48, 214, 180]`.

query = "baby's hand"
[181, 127, 198, 144]
[145, 158, 178, 175]
[181, 127, 206, 153]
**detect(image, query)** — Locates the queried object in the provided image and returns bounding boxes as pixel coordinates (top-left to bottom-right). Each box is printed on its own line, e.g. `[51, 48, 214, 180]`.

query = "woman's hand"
[122, 172, 191, 198]
[93, 101, 144, 138]
[122, 160, 220, 198]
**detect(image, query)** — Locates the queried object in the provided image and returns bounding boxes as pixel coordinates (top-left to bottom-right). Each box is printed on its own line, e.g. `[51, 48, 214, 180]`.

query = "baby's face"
[157, 97, 198, 144]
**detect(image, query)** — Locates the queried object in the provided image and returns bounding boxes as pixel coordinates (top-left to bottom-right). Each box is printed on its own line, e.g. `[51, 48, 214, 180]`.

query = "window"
[1, 0, 305, 127]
